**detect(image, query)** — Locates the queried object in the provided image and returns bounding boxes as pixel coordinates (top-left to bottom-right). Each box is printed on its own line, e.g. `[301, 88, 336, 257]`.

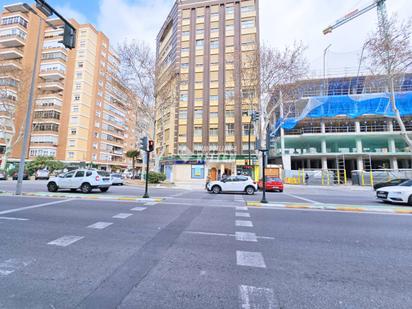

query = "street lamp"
[15, 1, 76, 195]
[323, 44, 332, 95]
[259, 148, 268, 204]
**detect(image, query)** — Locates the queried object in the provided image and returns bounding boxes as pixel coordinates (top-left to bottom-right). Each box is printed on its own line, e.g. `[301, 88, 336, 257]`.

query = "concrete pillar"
[388, 138, 396, 153]
[321, 121, 326, 134]
[307, 159, 311, 169]
[321, 139, 327, 154]
[357, 156, 364, 171]
[355, 121, 361, 133]
[388, 121, 394, 132]
[356, 138, 363, 153]
[321, 157, 328, 170]
[391, 157, 399, 170]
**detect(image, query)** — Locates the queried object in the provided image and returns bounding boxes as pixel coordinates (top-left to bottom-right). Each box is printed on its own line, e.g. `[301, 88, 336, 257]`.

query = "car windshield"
[399, 180, 412, 187]
[267, 177, 281, 182]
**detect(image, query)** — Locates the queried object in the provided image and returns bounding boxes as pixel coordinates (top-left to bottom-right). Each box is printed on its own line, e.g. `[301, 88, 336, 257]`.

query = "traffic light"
[148, 140, 154, 152]
[139, 136, 148, 152]
[252, 111, 260, 122]
[61, 23, 76, 49]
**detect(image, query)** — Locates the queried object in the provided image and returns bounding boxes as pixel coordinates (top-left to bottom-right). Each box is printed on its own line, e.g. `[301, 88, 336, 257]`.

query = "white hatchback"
[47, 169, 112, 193]
[207, 175, 258, 195]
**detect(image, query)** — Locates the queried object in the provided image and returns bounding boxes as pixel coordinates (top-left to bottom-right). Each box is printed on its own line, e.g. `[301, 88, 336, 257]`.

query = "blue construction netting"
[280, 92, 412, 130]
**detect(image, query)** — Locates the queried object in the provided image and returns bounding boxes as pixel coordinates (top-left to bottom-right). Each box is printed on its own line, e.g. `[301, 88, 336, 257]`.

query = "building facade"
[156, 0, 260, 182]
[0, 3, 137, 171]
[272, 74, 412, 183]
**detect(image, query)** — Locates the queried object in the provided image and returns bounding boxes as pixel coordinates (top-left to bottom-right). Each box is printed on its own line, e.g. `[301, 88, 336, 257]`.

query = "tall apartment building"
[0, 3, 136, 171]
[156, 0, 259, 183]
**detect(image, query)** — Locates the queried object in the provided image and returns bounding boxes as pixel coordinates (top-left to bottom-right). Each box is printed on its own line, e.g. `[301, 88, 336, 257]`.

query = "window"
[226, 110, 235, 118]
[209, 143, 218, 153]
[179, 110, 187, 119]
[225, 89, 235, 99]
[191, 165, 204, 179]
[211, 27, 219, 34]
[226, 123, 234, 136]
[242, 19, 255, 29]
[86, 171, 93, 176]
[68, 152, 74, 159]
[78, 62, 84, 68]
[241, 6, 255, 14]
[182, 31, 190, 37]
[196, 39, 204, 49]
[210, 111, 218, 118]
[70, 128, 77, 135]
[209, 127, 218, 136]
[226, 24, 234, 32]
[72, 106, 79, 113]
[74, 95, 80, 101]
[210, 40, 219, 49]
[196, 29, 204, 35]
[75, 83, 81, 90]
[194, 126, 202, 136]
[70, 116, 78, 124]
[181, 63, 189, 69]
[69, 139, 75, 147]
[243, 124, 251, 136]
[226, 6, 234, 15]
[211, 13, 219, 19]
[182, 48, 189, 53]
[210, 95, 219, 101]
[75, 171, 84, 178]
[180, 93, 188, 102]
[76, 72, 82, 79]
[195, 109, 203, 119]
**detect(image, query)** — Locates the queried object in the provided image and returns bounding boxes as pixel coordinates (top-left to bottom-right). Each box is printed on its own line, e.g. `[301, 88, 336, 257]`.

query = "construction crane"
[323, 0, 387, 35]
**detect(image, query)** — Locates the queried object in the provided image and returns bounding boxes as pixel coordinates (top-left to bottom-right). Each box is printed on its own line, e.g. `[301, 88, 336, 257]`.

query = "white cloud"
[97, 0, 171, 49]
[55, 4, 88, 24]
[93, 0, 411, 73]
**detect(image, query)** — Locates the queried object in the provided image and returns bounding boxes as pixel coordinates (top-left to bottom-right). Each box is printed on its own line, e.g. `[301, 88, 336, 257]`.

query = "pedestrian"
[305, 173, 309, 185]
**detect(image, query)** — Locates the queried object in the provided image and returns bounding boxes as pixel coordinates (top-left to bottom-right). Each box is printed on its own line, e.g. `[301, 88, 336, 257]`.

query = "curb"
[0, 192, 163, 203]
[246, 201, 412, 215]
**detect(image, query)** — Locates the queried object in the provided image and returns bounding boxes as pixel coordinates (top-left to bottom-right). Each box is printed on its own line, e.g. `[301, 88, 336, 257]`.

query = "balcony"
[39, 68, 65, 80]
[0, 32, 26, 47]
[38, 81, 64, 92]
[0, 47, 23, 59]
[0, 59, 22, 70]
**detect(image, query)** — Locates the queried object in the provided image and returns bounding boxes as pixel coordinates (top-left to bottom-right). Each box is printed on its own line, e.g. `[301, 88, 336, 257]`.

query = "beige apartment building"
[156, 0, 260, 183]
[0, 3, 137, 171]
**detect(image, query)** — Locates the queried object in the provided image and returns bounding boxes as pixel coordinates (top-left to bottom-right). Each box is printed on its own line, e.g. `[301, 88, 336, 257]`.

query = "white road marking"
[236, 212, 251, 218]
[236, 251, 266, 268]
[87, 222, 113, 229]
[0, 258, 34, 276]
[130, 206, 147, 211]
[236, 206, 248, 211]
[239, 285, 277, 309]
[236, 220, 254, 227]
[0, 216, 29, 221]
[236, 232, 257, 242]
[283, 192, 323, 204]
[184, 231, 274, 240]
[112, 213, 133, 219]
[0, 199, 73, 216]
[48, 235, 84, 247]
[144, 202, 158, 206]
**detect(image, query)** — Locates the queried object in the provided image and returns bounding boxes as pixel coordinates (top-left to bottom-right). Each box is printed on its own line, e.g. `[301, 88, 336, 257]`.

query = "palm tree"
[126, 150, 140, 178]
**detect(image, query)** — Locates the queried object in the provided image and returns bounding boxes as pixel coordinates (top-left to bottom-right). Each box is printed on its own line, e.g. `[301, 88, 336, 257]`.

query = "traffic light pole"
[143, 150, 150, 198]
[259, 149, 268, 204]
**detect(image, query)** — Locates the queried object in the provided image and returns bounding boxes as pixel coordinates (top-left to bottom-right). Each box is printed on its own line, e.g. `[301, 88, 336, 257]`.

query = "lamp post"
[322, 44, 332, 95]
[15, 0, 76, 195]
[259, 148, 268, 204]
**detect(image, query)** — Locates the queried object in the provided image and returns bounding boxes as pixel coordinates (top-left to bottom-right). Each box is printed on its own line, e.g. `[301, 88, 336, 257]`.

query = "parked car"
[376, 179, 412, 205]
[35, 169, 50, 180]
[47, 169, 112, 193]
[0, 171, 7, 180]
[206, 175, 258, 195]
[12, 171, 29, 180]
[373, 178, 409, 190]
[258, 177, 284, 192]
[111, 173, 124, 185]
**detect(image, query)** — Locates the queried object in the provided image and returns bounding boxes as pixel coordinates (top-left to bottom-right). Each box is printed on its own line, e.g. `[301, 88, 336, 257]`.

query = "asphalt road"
[0, 193, 411, 308]
[0, 180, 380, 206]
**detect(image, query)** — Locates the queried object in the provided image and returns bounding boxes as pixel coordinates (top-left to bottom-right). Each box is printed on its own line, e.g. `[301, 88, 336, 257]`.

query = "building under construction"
[272, 74, 412, 184]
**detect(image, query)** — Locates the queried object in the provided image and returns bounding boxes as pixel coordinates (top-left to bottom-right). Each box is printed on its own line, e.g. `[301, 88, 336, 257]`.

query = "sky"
[1, 0, 411, 76]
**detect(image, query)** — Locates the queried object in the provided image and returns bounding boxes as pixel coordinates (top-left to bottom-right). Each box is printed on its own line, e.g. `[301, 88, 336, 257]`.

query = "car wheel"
[100, 187, 109, 192]
[212, 185, 221, 194]
[279, 190, 283, 193]
[408, 195, 412, 206]
[47, 182, 58, 192]
[245, 186, 255, 195]
[80, 183, 92, 193]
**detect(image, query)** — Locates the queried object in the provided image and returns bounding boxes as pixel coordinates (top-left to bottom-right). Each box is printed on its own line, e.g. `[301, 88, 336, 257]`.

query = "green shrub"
[147, 172, 166, 184]
[26, 156, 64, 175]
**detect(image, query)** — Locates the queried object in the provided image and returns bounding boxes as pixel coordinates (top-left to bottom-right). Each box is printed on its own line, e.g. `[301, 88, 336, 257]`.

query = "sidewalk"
[285, 184, 373, 191]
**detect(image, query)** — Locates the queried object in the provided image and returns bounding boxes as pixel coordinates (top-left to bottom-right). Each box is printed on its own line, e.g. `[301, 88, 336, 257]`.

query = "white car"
[47, 169, 112, 193]
[35, 169, 50, 180]
[376, 179, 412, 205]
[111, 173, 124, 185]
[207, 175, 258, 195]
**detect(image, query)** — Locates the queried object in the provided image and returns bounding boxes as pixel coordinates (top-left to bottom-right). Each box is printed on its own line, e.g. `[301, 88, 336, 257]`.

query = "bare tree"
[118, 40, 178, 172]
[242, 42, 308, 153]
[0, 64, 31, 170]
[365, 15, 412, 151]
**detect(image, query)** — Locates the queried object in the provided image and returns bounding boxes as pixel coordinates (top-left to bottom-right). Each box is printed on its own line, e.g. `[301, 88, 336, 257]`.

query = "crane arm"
[323, 0, 386, 35]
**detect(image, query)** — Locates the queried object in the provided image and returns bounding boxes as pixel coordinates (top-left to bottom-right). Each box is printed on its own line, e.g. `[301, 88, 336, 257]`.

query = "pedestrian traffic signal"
[139, 136, 148, 152]
[148, 140, 154, 152]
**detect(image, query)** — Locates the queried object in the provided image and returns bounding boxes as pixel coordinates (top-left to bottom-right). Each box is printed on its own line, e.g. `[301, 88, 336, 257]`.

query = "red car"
[258, 177, 284, 192]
